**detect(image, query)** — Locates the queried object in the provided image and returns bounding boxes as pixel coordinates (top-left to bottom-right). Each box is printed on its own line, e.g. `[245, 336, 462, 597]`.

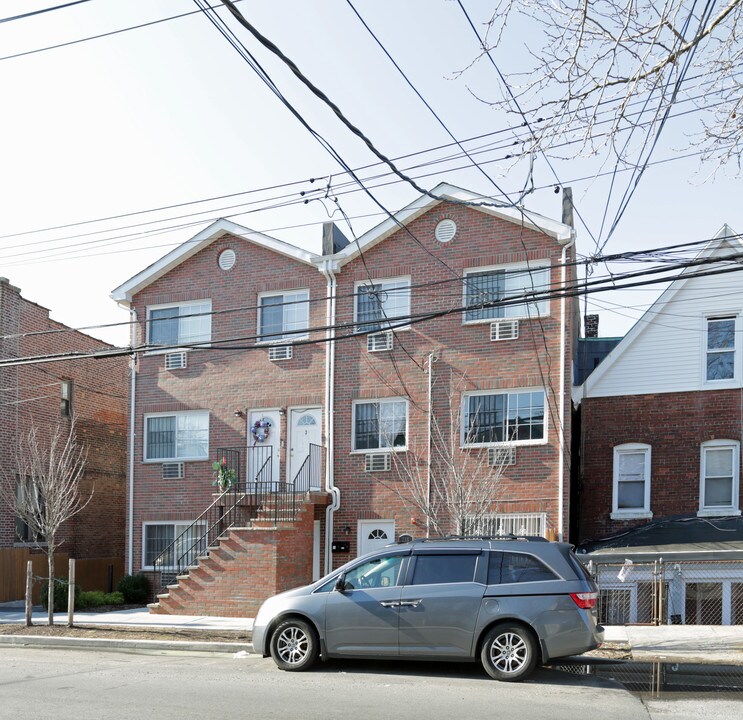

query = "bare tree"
[384, 377, 515, 536]
[0, 419, 90, 625]
[459, 1, 742, 171]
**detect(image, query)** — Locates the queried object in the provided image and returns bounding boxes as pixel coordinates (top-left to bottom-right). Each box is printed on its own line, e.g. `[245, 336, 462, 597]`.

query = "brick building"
[111, 183, 577, 616]
[0, 278, 128, 601]
[574, 225, 743, 624]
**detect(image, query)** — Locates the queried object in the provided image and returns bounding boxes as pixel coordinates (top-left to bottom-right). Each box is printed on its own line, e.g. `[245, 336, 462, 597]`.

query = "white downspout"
[320, 260, 340, 574]
[126, 307, 137, 574]
[426, 352, 434, 538]
[558, 234, 576, 542]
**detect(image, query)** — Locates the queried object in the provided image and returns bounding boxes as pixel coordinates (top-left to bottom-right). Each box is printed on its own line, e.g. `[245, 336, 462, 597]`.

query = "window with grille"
[463, 390, 545, 445]
[258, 290, 309, 343]
[355, 278, 410, 334]
[147, 300, 211, 346]
[464, 265, 549, 322]
[353, 399, 407, 451]
[145, 411, 209, 461]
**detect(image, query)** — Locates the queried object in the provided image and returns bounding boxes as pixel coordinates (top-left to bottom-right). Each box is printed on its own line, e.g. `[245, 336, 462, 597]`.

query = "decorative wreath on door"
[251, 417, 272, 443]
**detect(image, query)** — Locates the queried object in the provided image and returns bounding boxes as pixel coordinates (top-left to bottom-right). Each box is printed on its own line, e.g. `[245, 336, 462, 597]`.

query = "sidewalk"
[1, 603, 742, 664]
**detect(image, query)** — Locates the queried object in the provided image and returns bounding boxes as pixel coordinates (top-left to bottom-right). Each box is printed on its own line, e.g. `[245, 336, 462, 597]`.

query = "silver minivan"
[252, 537, 603, 682]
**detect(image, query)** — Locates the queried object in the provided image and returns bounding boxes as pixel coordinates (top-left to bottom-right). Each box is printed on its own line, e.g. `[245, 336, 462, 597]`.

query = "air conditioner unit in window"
[367, 331, 393, 352]
[364, 453, 391, 472]
[488, 447, 516, 467]
[164, 352, 188, 370]
[490, 319, 519, 342]
[268, 345, 293, 361]
[162, 462, 185, 480]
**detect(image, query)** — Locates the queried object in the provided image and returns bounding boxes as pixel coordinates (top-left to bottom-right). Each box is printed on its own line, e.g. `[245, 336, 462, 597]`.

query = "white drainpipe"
[558, 234, 576, 542]
[320, 260, 340, 574]
[126, 307, 137, 574]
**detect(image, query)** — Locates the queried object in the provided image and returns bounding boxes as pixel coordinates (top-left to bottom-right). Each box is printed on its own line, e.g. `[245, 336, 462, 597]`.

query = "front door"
[288, 407, 322, 489]
[247, 409, 281, 488]
[358, 520, 396, 557]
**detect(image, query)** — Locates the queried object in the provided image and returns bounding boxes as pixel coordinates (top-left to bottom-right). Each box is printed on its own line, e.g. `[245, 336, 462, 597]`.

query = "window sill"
[143, 346, 211, 357]
[610, 511, 653, 521]
[255, 337, 309, 346]
[462, 315, 544, 326]
[697, 508, 742, 517]
[143, 458, 209, 464]
[350, 448, 407, 455]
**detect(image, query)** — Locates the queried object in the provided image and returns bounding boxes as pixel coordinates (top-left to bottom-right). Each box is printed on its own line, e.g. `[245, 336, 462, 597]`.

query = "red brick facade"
[122, 192, 575, 601]
[0, 278, 128, 564]
[578, 390, 742, 540]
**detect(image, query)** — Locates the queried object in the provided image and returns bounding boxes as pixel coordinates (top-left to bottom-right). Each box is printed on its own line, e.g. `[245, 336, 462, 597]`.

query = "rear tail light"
[570, 591, 598, 609]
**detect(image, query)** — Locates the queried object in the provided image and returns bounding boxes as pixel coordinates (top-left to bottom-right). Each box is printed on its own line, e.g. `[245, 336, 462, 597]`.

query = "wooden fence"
[0, 548, 124, 604]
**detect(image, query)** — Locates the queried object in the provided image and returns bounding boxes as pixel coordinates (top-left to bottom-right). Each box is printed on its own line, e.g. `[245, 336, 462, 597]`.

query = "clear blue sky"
[1, 0, 740, 346]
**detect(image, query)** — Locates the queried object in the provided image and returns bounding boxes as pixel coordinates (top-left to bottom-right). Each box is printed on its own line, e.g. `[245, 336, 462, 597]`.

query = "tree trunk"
[47, 550, 55, 626]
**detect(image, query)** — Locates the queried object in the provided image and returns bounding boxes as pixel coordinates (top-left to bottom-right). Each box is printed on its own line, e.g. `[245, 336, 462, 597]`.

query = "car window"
[499, 552, 559, 583]
[343, 555, 404, 590]
[410, 554, 477, 585]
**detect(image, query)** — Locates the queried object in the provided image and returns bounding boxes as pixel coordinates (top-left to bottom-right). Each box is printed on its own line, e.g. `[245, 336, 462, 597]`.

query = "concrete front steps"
[148, 500, 316, 618]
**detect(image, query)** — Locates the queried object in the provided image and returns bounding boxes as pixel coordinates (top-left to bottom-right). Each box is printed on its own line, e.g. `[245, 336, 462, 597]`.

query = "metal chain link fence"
[583, 558, 743, 625]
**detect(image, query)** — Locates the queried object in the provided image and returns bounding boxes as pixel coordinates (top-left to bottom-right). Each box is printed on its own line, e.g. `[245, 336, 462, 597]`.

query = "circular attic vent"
[218, 248, 236, 271]
[435, 219, 457, 243]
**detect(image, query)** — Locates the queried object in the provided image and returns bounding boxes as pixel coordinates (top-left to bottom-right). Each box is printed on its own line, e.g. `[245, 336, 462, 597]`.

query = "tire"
[269, 619, 319, 672]
[480, 623, 538, 682]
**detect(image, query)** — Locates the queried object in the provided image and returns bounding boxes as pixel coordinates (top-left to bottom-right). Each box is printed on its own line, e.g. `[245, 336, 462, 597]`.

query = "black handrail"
[151, 443, 324, 597]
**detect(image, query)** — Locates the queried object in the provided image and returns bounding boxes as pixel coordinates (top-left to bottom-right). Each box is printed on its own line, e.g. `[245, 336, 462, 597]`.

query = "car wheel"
[480, 623, 538, 682]
[270, 619, 319, 672]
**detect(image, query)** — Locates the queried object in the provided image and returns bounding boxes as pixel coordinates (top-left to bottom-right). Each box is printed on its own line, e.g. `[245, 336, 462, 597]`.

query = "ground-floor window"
[142, 522, 203, 569]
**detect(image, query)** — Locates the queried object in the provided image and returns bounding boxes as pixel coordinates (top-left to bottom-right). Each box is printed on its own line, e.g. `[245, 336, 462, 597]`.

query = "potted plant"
[212, 457, 237, 492]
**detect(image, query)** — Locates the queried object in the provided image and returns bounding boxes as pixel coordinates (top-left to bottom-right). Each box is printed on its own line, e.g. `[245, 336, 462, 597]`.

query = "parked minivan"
[252, 536, 603, 682]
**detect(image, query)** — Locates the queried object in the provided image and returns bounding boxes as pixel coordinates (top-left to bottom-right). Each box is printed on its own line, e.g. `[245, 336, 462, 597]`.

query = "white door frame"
[286, 405, 323, 484]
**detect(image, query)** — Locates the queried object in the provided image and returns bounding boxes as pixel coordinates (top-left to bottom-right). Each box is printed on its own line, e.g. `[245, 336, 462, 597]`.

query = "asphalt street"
[0, 647, 648, 720]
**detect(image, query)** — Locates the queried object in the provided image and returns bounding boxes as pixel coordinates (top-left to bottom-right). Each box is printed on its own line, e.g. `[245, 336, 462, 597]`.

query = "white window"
[354, 277, 411, 333]
[706, 316, 736, 382]
[144, 411, 209, 461]
[353, 399, 408, 451]
[612, 444, 652, 519]
[699, 440, 741, 516]
[464, 265, 549, 322]
[258, 289, 309, 343]
[142, 522, 204, 569]
[462, 390, 545, 445]
[147, 300, 211, 346]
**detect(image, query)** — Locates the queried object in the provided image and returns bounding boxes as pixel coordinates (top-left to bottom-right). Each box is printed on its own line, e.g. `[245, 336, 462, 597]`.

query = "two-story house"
[111, 183, 577, 616]
[575, 225, 743, 625]
[0, 278, 128, 603]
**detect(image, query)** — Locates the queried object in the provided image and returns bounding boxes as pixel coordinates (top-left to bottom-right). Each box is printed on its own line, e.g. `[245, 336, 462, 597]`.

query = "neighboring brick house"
[0, 278, 128, 601]
[574, 225, 743, 624]
[111, 183, 577, 616]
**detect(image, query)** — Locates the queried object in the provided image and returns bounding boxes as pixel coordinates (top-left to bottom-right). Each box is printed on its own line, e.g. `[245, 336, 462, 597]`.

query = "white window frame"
[462, 262, 550, 325]
[698, 439, 741, 517]
[354, 276, 411, 333]
[611, 443, 653, 520]
[143, 410, 209, 463]
[141, 521, 204, 571]
[703, 314, 739, 386]
[146, 299, 212, 350]
[351, 398, 409, 453]
[256, 289, 310, 344]
[461, 388, 547, 448]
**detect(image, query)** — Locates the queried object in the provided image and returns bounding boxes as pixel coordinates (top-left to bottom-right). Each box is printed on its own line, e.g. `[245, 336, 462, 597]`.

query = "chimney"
[561, 187, 574, 228]
[584, 314, 599, 338]
[322, 222, 351, 255]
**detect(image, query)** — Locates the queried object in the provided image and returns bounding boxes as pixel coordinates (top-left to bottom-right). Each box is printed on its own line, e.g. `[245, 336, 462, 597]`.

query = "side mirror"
[334, 574, 347, 592]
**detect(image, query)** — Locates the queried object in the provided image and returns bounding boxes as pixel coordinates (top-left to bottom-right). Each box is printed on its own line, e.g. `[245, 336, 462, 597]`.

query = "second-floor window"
[353, 399, 408, 451]
[706, 316, 736, 381]
[463, 390, 545, 445]
[60, 380, 73, 417]
[147, 300, 212, 347]
[700, 440, 740, 514]
[355, 278, 411, 333]
[464, 265, 549, 322]
[144, 411, 209, 461]
[258, 290, 309, 343]
[612, 444, 652, 517]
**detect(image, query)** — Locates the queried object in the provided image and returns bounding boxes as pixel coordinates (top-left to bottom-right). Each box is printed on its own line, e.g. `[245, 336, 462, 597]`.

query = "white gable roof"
[111, 218, 320, 304]
[580, 224, 742, 399]
[332, 182, 573, 265]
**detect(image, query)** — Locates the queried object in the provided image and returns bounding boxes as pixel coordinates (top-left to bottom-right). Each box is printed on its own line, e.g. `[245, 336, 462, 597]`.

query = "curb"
[0, 635, 254, 655]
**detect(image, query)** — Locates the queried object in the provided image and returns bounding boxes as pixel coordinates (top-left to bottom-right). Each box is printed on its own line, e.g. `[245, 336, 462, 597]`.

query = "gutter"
[126, 307, 137, 575]
[319, 260, 340, 574]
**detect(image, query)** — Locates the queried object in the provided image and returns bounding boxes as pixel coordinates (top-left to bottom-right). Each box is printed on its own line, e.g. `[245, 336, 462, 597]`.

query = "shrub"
[103, 591, 125, 605]
[117, 573, 151, 604]
[78, 590, 106, 609]
[40, 579, 80, 612]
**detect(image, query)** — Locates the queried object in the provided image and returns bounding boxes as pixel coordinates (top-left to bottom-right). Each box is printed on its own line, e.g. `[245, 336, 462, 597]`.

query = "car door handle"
[379, 600, 400, 608]
[399, 600, 421, 608]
